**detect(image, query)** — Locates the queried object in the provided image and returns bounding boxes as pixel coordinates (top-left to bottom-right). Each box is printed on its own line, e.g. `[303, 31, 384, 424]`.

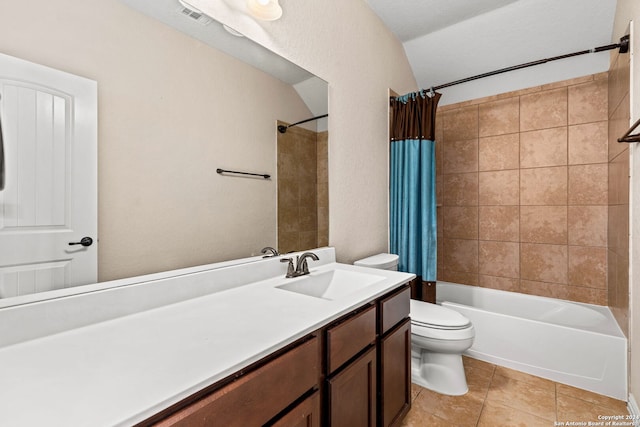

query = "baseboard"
[629, 393, 640, 418]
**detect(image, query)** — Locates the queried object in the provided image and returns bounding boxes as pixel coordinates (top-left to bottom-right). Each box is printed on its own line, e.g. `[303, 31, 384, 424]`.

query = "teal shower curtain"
[389, 90, 440, 281]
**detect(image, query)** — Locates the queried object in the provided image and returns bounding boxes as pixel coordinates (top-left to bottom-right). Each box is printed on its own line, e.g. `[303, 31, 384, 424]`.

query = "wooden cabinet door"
[326, 346, 376, 427]
[270, 391, 320, 427]
[379, 318, 411, 427]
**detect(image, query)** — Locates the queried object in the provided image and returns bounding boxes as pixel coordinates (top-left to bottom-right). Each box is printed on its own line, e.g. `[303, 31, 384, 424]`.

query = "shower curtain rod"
[413, 35, 629, 95]
[278, 114, 328, 133]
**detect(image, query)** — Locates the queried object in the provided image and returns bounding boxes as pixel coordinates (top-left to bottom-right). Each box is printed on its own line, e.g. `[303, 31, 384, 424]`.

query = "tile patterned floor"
[401, 357, 630, 426]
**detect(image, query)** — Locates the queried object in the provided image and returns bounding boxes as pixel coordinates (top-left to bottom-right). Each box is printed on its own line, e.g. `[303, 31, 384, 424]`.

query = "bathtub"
[436, 282, 627, 400]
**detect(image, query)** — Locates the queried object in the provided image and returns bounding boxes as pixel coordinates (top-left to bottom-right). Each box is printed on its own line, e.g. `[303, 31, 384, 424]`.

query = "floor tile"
[557, 393, 628, 423]
[477, 401, 552, 427]
[486, 373, 557, 421]
[412, 386, 484, 427]
[494, 365, 555, 392]
[556, 383, 628, 413]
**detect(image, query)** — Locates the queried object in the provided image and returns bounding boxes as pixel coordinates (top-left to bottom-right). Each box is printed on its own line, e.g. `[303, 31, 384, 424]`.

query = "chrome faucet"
[280, 252, 320, 278]
[261, 246, 279, 258]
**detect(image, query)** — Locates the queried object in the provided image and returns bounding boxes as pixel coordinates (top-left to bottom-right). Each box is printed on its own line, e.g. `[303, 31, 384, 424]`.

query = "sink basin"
[276, 269, 386, 300]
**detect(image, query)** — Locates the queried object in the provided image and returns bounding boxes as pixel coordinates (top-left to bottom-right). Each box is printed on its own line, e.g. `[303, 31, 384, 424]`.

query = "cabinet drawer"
[327, 305, 376, 374]
[154, 336, 319, 427]
[379, 285, 410, 335]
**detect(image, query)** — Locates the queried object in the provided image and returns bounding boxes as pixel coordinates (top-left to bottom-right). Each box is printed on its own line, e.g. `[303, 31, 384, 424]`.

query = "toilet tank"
[354, 253, 399, 271]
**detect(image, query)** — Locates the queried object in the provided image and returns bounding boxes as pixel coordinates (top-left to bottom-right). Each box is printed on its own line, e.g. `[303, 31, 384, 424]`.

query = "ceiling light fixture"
[246, 0, 282, 21]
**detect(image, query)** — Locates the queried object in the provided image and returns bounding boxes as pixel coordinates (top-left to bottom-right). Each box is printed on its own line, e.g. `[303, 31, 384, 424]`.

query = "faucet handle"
[280, 258, 296, 278]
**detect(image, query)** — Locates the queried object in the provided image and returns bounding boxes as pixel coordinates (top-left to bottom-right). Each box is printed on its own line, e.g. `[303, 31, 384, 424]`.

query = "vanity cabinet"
[148, 336, 321, 427]
[144, 283, 410, 427]
[323, 285, 411, 427]
[378, 287, 412, 427]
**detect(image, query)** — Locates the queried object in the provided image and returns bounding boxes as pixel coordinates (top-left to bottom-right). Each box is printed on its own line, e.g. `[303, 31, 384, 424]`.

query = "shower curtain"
[389, 90, 440, 281]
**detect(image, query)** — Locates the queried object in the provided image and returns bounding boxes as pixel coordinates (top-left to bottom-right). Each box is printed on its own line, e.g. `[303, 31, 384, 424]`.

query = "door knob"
[68, 237, 93, 247]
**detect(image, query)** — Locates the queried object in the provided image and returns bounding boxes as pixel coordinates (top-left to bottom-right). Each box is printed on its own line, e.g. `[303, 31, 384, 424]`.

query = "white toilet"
[354, 253, 475, 396]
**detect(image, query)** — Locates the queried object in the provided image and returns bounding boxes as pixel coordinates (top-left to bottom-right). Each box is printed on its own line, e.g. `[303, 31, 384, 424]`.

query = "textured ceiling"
[366, 0, 618, 96]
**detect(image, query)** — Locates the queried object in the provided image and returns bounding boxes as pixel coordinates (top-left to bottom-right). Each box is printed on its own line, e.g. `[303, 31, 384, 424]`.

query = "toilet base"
[411, 351, 468, 396]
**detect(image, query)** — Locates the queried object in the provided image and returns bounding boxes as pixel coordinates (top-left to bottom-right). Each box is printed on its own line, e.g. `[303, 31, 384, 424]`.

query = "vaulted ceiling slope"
[366, 0, 617, 104]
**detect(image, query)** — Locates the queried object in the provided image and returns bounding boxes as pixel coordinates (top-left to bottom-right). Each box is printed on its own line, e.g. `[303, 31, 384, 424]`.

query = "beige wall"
[613, 0, 640, 408]
[0, 0, 317, 281]
[189, 0, 418, 264]
[436, 74, 610, 305]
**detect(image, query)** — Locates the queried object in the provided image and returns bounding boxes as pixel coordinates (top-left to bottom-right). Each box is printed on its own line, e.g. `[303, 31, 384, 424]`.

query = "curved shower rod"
[278, 114, 328, 134]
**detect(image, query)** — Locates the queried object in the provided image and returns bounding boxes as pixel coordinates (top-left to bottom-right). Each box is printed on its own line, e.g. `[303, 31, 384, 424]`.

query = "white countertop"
[0, 255, 413, 427]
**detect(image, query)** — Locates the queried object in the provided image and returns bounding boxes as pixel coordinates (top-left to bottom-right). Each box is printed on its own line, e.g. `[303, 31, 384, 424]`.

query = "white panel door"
[0, 53, 97, 298]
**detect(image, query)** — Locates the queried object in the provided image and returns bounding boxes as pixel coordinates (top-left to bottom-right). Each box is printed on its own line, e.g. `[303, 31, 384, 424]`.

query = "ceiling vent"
[177, 0, 211, 25]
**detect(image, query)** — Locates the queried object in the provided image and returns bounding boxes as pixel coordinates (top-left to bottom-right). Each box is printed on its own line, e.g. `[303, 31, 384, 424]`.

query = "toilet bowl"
[354, 253, 475, 396]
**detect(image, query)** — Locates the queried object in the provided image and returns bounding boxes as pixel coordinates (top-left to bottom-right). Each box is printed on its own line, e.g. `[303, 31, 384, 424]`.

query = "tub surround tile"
[443, 173, 479, 206]
[443, 139, 479, 174]
[520, 243, 568, 284]
[442, 105, 479, 142]
[520, 206, 567, 245]
[520, 127, 567, 168]
[520, 166, 567, 205]
[443, 206, 479, 240]
[568, 122, 608, 165]
[442, 238, 479, 274]
[479, 170, 519, 206]
[438, 269, 479, 287]
[478, 206, 519, 242]
[567, 285, 607, 305]
[478, 97, 519, 137]
[479, 133, 519, 171]
[479, 275, 520, 292]
[520, 87, 568, 131]
[436, 72, 616, 307]
[520, 279, 570, 300]
[567, 206, 607, 247]
[568, 246, 606, 288]
[568, 164, 608, 205]
[479, 241, 519, 278]
[568, 78, 608, 125]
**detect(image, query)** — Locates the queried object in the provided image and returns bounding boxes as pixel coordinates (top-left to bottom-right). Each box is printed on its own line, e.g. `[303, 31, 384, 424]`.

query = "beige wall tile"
[478, 97, 519, 137]
[608, 93, 629, 161]
[443, 139, 478, 174]
[443, 206, 479, 240]
[442, 105, 479, 141]
[479, 241, 519, 278]
[520, 87, 567, 131]
[608, 147, 629, 205]
[520, 206, 567, 244]
[520, 243, 567, 284]
[568, 121, 608, 165]
[438, 269, 479, 286]
[478, 275, 520, 292]
[443, 173, 479, 206]
[442, 238, 478, 273]
[520, 166, 567, 205]
[520, 127, 567, 168]
[568, 78, 608, 125]
[520, 279, 570, 299]
[568, 164, 608, 205]
[567, 205, 607, 247]
[568, 246, 606, 288]
[479, 170, 519, 205]
[478, 206, 519, 242]
[479, 133, 519, 171]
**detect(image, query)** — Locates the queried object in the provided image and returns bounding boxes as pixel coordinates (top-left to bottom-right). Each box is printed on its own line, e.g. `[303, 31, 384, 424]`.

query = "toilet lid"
[410, 300, 471, 330]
